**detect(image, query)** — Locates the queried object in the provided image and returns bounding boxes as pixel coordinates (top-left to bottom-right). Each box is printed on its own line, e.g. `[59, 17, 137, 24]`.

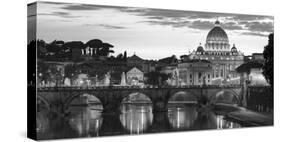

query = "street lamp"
[38, 73, 42, 87]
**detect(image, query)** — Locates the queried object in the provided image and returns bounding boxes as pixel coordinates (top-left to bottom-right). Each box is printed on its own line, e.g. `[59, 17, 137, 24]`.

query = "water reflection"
[167, 104, 241, 130]
[68, 105, 103, 137]
[120, 104, 153, 134]
[168, 104, 198, 130]
[216, 115, 241, 129]
[37, 110, 78, 139]
[37, 102, 242, 140]
[37, 105, 103, 139]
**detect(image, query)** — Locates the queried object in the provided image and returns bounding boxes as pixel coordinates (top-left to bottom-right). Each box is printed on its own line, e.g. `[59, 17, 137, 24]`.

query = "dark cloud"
[123, 8, 229, 20]
[188, 20, 214, 30]
[40, 1, 69, 5]
[186, 11, 229, 19]
[143, 20, 220, 30]
[228, 14, 273, 21]
[244, 22, 273, 32]
[142, 20, 190, 28]
[61, 4, 101, 11]
[241, 32, 269, 37]
[61, 3, 126, 11]
[98, 24, 127, 29]
[52, 12, 71, 16]
[147, 16, 165, 20]
[143, 20, 241, 31]
[123, 8, 269, 22]
[84, 24, 127, 29]
[38, 12, 82, 18]
[139, 9, 190, 19]
[222, 22, 244, 30]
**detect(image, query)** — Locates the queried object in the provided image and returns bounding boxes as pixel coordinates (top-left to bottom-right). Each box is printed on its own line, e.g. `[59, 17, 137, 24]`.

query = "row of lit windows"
[196, 56, 238, 61]
[196, 52, 238, 56]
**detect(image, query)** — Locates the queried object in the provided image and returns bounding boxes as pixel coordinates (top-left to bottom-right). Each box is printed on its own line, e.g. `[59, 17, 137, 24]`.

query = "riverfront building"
[126, 67, 144, 86]
[178, 59, 213, 85]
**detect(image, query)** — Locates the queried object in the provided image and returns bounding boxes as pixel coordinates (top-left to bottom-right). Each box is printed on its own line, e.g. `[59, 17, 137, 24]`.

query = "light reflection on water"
[68, 105, 103, 137]
[167, 104, 241, 130]
[37, 103, 241, 140]
[120, 104, 153, 134]
[168, 105, 198, 130]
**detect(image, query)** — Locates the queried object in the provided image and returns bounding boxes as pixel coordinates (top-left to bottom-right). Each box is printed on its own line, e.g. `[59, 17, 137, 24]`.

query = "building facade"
[126, 67, 144, 86]
[178, 60, 213, 85]
[127, 54, 156, 73]
[236, 53, 268, 86]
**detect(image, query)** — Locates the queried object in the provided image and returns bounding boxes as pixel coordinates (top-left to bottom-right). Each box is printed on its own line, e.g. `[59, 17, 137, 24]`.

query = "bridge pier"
[102, 100, 122, 114]
[102, 105, 121, 114]
[99, 113, 125, 136]
[152, 100, 168, 112]
[148, 112, 171, 132]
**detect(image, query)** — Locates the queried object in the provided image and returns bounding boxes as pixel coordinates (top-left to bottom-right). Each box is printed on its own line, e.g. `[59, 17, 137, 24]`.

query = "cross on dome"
[215, 18, 220, 26]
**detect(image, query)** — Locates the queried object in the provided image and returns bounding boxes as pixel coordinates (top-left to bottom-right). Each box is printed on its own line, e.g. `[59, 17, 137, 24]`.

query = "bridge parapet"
[37, 84, 242, 92]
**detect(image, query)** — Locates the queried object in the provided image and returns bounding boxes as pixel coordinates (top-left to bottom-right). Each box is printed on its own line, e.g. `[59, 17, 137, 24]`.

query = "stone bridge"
[37, 85, 245, 114]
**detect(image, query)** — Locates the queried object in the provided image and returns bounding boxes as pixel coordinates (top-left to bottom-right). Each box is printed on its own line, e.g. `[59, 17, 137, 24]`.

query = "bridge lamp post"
[71, 73, 74, 86]
[38, 73, 42, 87]
[61, 73, 65, 86]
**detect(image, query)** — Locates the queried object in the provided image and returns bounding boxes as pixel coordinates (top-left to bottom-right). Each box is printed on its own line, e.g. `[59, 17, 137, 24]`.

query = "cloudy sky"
[28, 1, 274, 59]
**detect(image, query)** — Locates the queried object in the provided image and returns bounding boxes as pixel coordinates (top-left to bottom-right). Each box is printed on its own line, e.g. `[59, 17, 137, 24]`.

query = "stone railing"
[37, 84, 242, 91]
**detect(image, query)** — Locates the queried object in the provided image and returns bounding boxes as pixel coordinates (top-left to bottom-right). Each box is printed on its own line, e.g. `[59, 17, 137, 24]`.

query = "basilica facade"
[179, 20, 244, 85]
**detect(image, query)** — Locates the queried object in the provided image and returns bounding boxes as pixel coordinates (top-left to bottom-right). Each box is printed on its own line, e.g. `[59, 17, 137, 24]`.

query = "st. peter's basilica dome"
[204, 20, 230, 51]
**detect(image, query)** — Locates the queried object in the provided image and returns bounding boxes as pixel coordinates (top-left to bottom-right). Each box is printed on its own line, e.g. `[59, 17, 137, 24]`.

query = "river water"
[37, 103, 243, 140]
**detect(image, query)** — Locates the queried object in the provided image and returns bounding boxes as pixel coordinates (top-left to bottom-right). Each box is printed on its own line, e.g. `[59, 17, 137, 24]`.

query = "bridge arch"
[168, 91, 198, 104]
[119, 91, 153, 133]
[37, 95, 50, 111]
[64, 93, 103, 110]
[121, 92, 153, 103]
[210, 89, 240, 105]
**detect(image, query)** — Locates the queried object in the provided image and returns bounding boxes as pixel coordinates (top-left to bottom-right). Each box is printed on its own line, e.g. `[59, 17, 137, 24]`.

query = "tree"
[262, 33, 273, 86]
[37, 39, 47, 58]
[100, 42, 114, 56]
[63, 41, 85, 50]
[86, 39, 103, 56]
[116, 53, 123, 60]
[46, 40, 65, 54]
[63, 41, 85, 61]
[145, 71, 170, 86]
[123, 51, 127, 61]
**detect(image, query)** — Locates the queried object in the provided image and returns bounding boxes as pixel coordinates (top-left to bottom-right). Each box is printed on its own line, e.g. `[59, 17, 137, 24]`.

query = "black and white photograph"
[27, 1, 273, 141]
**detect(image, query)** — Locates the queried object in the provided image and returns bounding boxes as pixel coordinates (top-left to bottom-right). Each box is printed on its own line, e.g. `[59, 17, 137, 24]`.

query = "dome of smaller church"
[231, 44, 238, 53]
[196, 44, 204, 52]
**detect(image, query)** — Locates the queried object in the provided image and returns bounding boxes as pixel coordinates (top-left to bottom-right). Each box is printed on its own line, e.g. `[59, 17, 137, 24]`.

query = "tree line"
[30, 39, 127, 62]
